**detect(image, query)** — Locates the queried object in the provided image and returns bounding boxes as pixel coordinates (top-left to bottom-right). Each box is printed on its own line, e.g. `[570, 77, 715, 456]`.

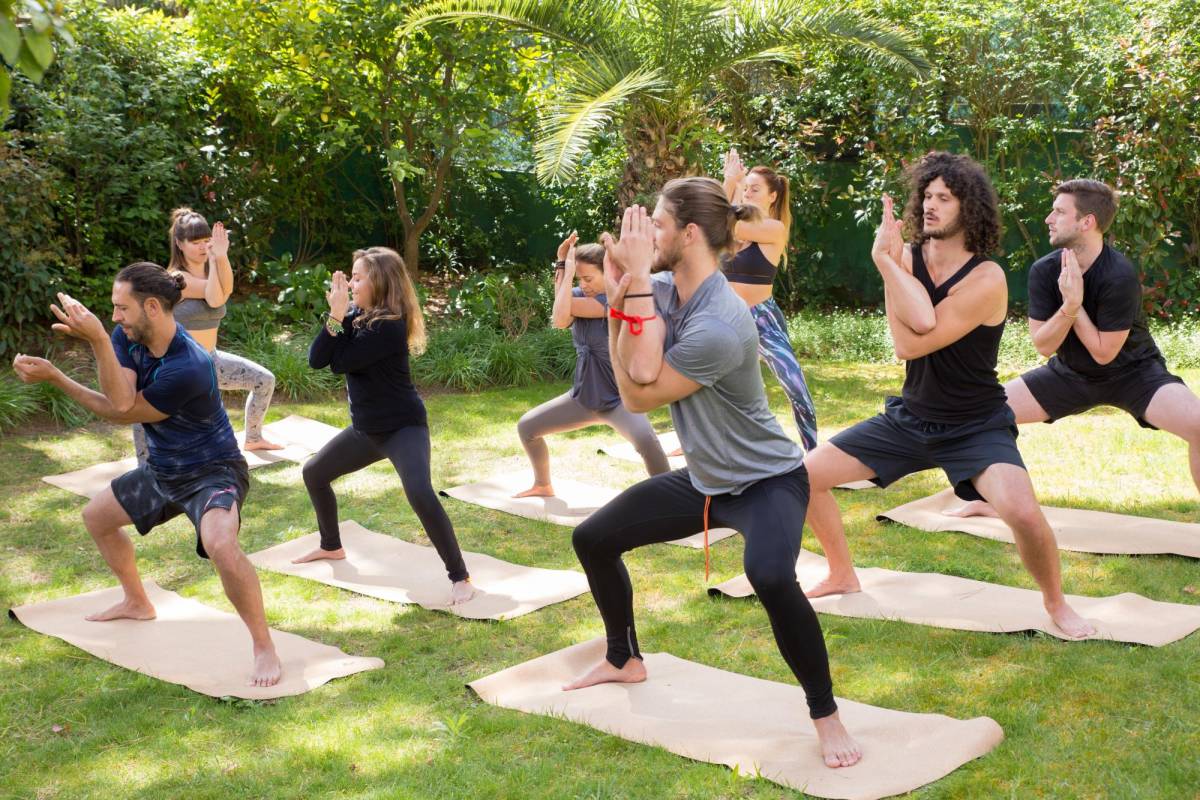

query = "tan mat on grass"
[248, 520, 589, 620]
[469, 638, 1003, 800]
[440, 472, 737, 548]
[710, 550, 1200, 646]
[877, 488, 1200, 558]
[42, 415, 343, 499]
[600, 432, 874, 491]
[9, 581, 383, 699]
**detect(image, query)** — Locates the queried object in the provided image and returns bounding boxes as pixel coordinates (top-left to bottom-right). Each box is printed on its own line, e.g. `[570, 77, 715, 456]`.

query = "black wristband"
[623, 292, 653, 298]
[554, 260, 566, 269]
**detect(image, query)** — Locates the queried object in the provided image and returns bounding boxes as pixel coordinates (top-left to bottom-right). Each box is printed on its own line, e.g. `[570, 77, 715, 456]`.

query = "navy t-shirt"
[113, 323, 242, 477]
[1027, 245, 1162, 378]
[568, 289, 619, 412]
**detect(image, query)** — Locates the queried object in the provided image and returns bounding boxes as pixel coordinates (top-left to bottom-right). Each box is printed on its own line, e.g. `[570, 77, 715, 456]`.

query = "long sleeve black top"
[309, 308, 427, 432]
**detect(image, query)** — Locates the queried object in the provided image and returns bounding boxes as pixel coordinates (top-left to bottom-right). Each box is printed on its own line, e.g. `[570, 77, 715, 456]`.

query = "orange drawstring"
[703, 495, 712, 582]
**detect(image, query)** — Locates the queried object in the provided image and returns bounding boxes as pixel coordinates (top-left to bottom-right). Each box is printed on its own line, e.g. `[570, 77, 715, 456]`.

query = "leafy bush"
[413, 323, 573, 391]
[247, 254, 332, 327]
[0, 375, 39, 431]
[223, 322, 343, 401]
[446, 268, 552, 336]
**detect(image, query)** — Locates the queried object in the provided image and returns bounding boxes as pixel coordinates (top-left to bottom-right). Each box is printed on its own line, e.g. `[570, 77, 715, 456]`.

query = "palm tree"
[405, 0, 928, 204]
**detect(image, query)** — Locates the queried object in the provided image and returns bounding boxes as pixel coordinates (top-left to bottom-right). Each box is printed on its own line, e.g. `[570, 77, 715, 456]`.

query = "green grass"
[1, 365, 1198, 799]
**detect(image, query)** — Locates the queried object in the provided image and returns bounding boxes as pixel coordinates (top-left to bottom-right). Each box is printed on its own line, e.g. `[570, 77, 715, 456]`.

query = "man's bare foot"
[805, 572, 862, 599]
[813, 712, 861, 768]
[562, 657, 647, 691]
[244, 437, 285, 452]
[85, 598, 156, 622]
[513, 484, 554, 498]
[667, 447, 683, 458]
[449, 579, 475, 606]
[291, 547, 346, 564]
[944, 500, 999, 518]
[1046, 600, 1097, 639]
[250, 645, 283, 687]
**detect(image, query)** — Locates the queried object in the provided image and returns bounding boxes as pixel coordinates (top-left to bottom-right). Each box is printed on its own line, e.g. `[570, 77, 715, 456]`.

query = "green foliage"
[0, 373, 38, 431]
[0, 140, 66, 356]
[446, 268, 553, 337]
[221, 321, 343, 402]
[413, 322, 573, 390]
[0, 1, 72, 116]
[248, 254, 333, 327]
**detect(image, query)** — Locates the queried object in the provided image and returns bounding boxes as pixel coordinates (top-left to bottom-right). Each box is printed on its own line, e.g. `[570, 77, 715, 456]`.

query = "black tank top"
[901, 244, 1007, 423]
[722, 242, 777, 285]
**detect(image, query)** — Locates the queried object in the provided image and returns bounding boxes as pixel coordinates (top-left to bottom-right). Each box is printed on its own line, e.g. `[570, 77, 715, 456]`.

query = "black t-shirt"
[1027, 245, 1161, 378]
[309, 308, 427, 432]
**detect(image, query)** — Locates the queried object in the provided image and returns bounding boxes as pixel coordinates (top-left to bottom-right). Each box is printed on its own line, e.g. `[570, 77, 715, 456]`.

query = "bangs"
[175, 215, 212, 241]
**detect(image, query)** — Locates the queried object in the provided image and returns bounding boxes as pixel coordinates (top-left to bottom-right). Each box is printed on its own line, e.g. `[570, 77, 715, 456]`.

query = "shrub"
[0, 375, 39, 432]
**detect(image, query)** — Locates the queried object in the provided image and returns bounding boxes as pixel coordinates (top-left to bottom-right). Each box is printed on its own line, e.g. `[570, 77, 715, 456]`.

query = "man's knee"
[999, 500, 1046, 535]
[572, 518, 606, 561]
[745, 558, 798, 598]
[301, 458, 326, 490]
[199, 509, 242, 562]
[82, 496, 120, 538]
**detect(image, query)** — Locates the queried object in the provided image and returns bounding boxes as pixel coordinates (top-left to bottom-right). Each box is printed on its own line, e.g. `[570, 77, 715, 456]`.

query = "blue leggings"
[752, 297, 818, 452]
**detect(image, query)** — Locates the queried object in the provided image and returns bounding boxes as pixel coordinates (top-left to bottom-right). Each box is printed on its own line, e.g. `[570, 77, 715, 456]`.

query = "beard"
[924, 218, 964, 240]
[1048, 229, 1077, 249]
[123, 317, 153, 344]
[651, 239, 683, 273]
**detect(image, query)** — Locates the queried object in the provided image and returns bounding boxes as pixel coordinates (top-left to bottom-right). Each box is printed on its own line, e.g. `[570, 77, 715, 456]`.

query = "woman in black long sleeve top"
[294, 247, 473, 606]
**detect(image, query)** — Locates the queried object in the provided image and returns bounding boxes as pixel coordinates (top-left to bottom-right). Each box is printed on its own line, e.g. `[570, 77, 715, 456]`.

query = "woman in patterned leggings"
[132, 208, 280, 461]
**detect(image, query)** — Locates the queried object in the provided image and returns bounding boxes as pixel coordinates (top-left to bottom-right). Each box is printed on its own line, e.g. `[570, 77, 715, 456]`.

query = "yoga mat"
[440, 472, 737, 548]
[710, 550, 1200, 646]
[469, 638, 1003, 800]
[878, 488, 1200, 558]
[41, 415, 343, 499]
[601, 432, 874, 491]
[9, 581, 383, 699]
[248, 520, 590, 620]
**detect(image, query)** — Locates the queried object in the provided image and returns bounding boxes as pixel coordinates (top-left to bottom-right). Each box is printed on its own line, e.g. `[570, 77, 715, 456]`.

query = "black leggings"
[572, 466, 837, 719]
[303, 424, 469, 582]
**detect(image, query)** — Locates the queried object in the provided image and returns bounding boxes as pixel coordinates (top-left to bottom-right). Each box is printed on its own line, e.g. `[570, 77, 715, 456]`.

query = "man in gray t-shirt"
[653, 269, 802, 494]
[564, 178, 861, 771]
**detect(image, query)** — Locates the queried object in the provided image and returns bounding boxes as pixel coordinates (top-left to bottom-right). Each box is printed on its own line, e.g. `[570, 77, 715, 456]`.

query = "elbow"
[893, 341, 923, 361]
[1035, 343, 1056, 359]
[910, 318, 936, 336]
[551, 316, 571, 330]
[1093, 350, 1119, 366]
[627, 363, 658, 385]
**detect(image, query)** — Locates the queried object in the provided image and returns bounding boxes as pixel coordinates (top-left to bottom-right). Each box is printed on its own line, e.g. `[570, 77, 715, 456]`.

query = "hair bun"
[172, 272, 188, 290]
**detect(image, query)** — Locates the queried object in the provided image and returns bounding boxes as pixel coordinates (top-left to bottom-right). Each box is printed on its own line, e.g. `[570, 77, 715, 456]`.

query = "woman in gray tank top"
[131, 208, 281, 461]
[512, 234, 670, 498]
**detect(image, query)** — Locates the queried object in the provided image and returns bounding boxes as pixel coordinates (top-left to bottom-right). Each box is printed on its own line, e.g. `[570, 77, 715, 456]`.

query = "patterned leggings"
[133, 348, 276, 462]
[752, 297, 818, 452]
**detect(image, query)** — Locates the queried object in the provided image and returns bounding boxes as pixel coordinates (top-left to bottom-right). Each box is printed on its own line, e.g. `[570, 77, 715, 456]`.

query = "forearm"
[90, 337, 136, 412]
[613, 276, 663, 384]
[724, 176, 742, 204]
[608, 318, 657, 413]
[883, 291, 921, 360]
[1030, 311, 1074, 358]
[878, 257, 935, 333]
[550, 272, 574, 328]
[211, 254, 235, 297]
[1070, 310, 1111, 363]
[50, 371, 132, 422]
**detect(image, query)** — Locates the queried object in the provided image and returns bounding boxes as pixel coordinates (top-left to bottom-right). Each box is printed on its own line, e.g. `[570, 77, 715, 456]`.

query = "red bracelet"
[609, 307, 656, 335]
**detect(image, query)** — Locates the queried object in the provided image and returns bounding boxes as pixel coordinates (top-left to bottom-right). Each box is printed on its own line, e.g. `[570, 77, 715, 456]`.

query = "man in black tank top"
[949, 180, 1199, 518]
[801, 152, 1096, 639]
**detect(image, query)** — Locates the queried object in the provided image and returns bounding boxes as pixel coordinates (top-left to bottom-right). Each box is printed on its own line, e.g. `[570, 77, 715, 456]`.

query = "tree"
[191, 0, 542, 273]
[0, 0, 70, 117]
[404, 0, 928, 203]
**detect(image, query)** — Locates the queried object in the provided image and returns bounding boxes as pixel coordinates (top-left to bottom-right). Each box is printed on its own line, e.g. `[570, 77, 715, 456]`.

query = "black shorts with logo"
[1022, 356, 1184, 430]
[111, 458, 250, 559]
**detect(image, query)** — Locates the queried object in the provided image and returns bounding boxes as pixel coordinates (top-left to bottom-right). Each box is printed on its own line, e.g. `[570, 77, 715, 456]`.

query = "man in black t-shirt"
[951, 180, 1200, 517]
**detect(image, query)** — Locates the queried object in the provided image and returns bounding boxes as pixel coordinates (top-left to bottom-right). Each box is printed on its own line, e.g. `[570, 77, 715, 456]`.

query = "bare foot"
[805, 572, 862, 599]
[513, 484, 554, 498]
[813, 712, 861, 768]
[244, 437, 285, 452]
[1046, 600, 1096, 639]
[667, 447, 683, 458]
[85, 597, 156, 622]
[291, 547, 346, 564]
[449, 579, 475, 606]
[944, 500, 1000, 518]
[562, 657, 647, 691]
[250, 645, 283, 687]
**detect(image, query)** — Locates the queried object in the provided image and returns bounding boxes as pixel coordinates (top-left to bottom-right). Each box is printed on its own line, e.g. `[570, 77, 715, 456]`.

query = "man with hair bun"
[12, 263, 282, 687]
[801, 152, 1096, 640]
[949, 178, 1200, 516]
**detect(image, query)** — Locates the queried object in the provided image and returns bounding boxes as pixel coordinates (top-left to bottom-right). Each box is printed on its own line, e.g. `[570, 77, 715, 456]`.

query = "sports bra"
[722, 242, 777, 285]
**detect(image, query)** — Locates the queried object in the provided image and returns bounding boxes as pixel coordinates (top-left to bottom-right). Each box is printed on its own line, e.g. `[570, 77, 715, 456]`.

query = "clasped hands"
[600, 205, 655, 311]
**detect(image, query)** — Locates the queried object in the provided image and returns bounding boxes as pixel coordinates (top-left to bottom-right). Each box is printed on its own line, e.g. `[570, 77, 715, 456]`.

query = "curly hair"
[903, 152, 1001, 256]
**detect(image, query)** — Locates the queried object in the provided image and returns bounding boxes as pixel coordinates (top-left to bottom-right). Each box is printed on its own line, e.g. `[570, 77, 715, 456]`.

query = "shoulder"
[953, 259, 1007, 300]
[1099, 246, 1138, 281]
[1029, 250, 1061, 277]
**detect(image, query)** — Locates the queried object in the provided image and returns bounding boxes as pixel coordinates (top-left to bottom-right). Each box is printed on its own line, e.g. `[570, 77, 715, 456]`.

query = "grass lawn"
[2, 363, 1197, 799]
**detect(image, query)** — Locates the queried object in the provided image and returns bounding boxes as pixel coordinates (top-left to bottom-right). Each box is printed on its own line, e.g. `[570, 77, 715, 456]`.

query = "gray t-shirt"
[652, 270, 802, 495]
[569, 289, 619, 412]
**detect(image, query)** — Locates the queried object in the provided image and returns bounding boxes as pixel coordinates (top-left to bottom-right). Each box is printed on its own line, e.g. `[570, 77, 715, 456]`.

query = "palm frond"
[535, 63, 668, 183]
[403, 0, 626, 57]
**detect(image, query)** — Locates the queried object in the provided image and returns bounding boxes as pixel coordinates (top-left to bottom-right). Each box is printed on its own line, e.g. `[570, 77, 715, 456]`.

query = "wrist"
[1059, 304, 1079, 319]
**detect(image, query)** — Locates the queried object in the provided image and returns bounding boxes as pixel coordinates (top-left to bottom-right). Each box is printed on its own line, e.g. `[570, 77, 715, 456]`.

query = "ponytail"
[116, 262, 185, 311]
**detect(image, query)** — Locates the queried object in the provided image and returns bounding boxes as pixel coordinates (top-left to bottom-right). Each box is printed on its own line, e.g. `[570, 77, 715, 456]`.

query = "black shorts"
[111, 458, 250, 559]
[830, 396, 1024, 502]
[1022, 356, 1184, 430]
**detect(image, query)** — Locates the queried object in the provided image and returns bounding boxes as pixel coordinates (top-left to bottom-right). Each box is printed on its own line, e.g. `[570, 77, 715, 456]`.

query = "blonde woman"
[294, 247, 473, 606]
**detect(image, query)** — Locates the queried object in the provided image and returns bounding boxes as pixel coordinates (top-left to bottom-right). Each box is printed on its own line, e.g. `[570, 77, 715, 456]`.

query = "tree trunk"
[616, 113, 697, 210]
[403, 233, 421, 277]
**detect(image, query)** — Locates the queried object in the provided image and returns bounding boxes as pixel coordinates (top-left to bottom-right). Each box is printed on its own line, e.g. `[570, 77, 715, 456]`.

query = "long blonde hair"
[168, 207, 212, 273]
[352, 247, 427, 355]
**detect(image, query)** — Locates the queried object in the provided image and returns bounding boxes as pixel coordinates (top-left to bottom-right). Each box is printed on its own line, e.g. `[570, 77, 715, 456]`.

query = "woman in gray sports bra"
[131, 208, 281, 461]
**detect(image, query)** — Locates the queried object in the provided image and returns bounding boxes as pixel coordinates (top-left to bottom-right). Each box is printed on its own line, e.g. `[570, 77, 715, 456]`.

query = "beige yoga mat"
[469, 638, 1003, 800]
[9, 581, 383, 699]
[248, 520, 589, 620]
[710, 550, 1200, 646]
[42, 415, 343, 499]
[600, 431, 874, 491]
[878, 488, 1200, 558]
[440, 472, 737, 548]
